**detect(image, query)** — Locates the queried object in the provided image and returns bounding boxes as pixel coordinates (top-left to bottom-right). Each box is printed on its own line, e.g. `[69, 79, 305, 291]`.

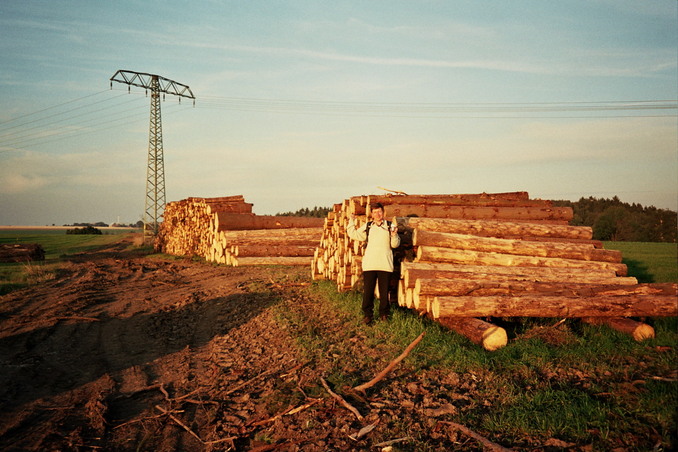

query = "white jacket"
[347, 219, 400, 272]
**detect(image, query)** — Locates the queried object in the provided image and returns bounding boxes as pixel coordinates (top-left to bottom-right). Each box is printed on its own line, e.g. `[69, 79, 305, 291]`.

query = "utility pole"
[109, 70, 195, 241]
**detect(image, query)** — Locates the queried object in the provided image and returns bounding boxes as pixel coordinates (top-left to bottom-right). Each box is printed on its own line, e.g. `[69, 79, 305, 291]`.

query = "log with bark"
[413, 229, 620, 263]
[431, 284, 678, 318]
[415, 246, 628, 276]
[214, 213, 324, 231]
[435, 317, 508, 351]
[400, 261, 637, 290]
[402, 217, 593, 240]
[582, 317, 655, 341]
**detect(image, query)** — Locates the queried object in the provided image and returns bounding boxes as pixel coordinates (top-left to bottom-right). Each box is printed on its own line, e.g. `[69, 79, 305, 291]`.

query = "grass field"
[0, 231, 137, 294]
[275, 242, 678, 450]
[604, 241, 677, 283]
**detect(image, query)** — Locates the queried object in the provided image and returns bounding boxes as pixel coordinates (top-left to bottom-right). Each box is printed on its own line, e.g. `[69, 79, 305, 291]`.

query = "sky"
[0, 0, 676, 226]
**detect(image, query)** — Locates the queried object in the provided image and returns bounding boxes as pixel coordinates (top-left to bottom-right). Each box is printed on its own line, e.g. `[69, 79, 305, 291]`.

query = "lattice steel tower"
[109, 70, 195, 239]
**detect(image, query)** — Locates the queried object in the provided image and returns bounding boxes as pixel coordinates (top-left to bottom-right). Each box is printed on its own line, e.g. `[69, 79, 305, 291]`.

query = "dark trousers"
[362, 270, 391, 319]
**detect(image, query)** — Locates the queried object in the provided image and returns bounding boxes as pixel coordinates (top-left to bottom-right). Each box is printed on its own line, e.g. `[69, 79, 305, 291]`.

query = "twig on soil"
[224, 367, 278, 395]
[438, 421, 513, 452]
[155, 404, 237, 445]
[373, 436, 412, 447]
[249, 398, 322, 426]
[320, 377, 363, 421]
[353, 331, 426, 393]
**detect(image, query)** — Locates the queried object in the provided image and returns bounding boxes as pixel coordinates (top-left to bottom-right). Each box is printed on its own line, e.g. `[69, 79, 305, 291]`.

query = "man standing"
[347, 202, 400, 324]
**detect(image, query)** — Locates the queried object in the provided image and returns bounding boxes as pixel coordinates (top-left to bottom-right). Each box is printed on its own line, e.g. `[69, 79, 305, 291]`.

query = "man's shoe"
[363, 316, 373, 325]
[379, 315, 388, 321]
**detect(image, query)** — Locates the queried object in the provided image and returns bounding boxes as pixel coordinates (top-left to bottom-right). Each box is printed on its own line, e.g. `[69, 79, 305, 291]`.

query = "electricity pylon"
[109, 70, 195, 240]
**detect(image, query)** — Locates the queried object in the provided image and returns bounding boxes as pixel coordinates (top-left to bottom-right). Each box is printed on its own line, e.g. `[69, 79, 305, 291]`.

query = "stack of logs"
[312, 192, 677, 350]
[0, 243, 45, 263]
[156, 195, 323, 266]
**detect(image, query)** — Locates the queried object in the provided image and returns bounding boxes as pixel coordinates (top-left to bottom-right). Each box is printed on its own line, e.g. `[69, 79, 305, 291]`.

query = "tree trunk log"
[435, 317, 508, 351]
[403, 217, 592, 240]
[215, 213, 324, 231]
[416, 246, 628, 276]
[413, 229, 621, 263]
[400, 261, 633, 288]
[432, 286, 678, 318]
[233, 245, 316, 257]
[231, 256, 312, 266]
[369, 205, 572, 224]
[415, 278, 674, 298]
[582, 317, 655, 341]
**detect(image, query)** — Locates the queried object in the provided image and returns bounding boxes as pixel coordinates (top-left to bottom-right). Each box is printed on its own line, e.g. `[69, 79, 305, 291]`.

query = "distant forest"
[553, 196, 676, 243]
[278, 197, 677, 243]
[277, 206, 332, 218]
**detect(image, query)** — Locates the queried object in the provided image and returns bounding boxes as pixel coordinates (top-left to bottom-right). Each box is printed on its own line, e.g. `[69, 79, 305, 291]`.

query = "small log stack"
[0, 243, 45, 263]
[312, 192, 677, 350]
[156, 195, 323, 266]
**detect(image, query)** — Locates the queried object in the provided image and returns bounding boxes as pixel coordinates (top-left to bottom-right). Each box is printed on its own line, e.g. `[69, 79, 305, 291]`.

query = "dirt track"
[0, 236, 326, 450]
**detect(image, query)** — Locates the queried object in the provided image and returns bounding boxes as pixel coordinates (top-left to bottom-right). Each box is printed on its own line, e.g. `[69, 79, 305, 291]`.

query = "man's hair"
[370, 202, 384, 211]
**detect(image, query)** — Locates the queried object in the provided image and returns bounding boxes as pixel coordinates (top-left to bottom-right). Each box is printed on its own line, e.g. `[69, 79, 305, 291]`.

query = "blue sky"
[1, 0, 676, 225]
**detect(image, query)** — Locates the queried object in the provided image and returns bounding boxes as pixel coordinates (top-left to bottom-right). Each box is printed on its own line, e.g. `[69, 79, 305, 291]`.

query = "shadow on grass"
[623, 257, 655, 283]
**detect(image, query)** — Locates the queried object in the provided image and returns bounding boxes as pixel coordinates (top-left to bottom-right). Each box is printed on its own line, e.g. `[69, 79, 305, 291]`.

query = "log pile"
[312, 192, 677, 350]
[155, 195, 323, 266]
[0, 243, 45, 263]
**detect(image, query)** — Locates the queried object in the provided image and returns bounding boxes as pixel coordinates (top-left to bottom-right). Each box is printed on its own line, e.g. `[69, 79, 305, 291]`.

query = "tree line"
[277, 206, 332, 218]
[553, 196, 676, 242]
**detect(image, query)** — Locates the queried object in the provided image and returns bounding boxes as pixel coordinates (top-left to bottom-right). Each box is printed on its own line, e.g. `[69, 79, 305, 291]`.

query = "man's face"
[371, 207, 384, 223]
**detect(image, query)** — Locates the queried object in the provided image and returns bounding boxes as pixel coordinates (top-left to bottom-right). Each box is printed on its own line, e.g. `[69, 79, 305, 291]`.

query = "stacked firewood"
[312, 192, 677, 350]
[0, 243, 45, 263]
[156, 195, 323, 266]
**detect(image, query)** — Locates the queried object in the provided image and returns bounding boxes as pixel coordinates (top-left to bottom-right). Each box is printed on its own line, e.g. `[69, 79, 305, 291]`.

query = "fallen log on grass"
[436, 317, 508, 351]
[582, 317, 655, 341]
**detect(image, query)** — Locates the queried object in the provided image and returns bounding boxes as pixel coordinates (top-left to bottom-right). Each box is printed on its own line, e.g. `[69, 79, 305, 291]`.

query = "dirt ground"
[0, 235, 476, 451]
[2, 236, 672, 451]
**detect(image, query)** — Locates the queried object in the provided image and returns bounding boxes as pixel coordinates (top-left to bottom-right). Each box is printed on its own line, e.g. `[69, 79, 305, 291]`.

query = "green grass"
[0, 232, 134, 294]
[604, 241, 677, 283]
[274, 240, 678, 450]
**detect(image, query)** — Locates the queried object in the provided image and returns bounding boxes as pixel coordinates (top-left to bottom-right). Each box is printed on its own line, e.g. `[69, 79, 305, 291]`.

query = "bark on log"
[413, 229, 621, 263]
[432, 286, 678, 318]
[403, 266, 636, 290]
[416, 246, 628, 276]
[403, 217, 592, 240]
[400, 262, 632, 288]
[219, 227, 323, 240]
[233, 245, 316, 257]
[215, 213, 324, 231]
[366, 191, 532, 206]
[368, 205, 573, 224]
[582, 317, 656, 341]
[436, 317, 508, 351]
[415, 278, 675, 299]
[231, 256, 312, 266]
